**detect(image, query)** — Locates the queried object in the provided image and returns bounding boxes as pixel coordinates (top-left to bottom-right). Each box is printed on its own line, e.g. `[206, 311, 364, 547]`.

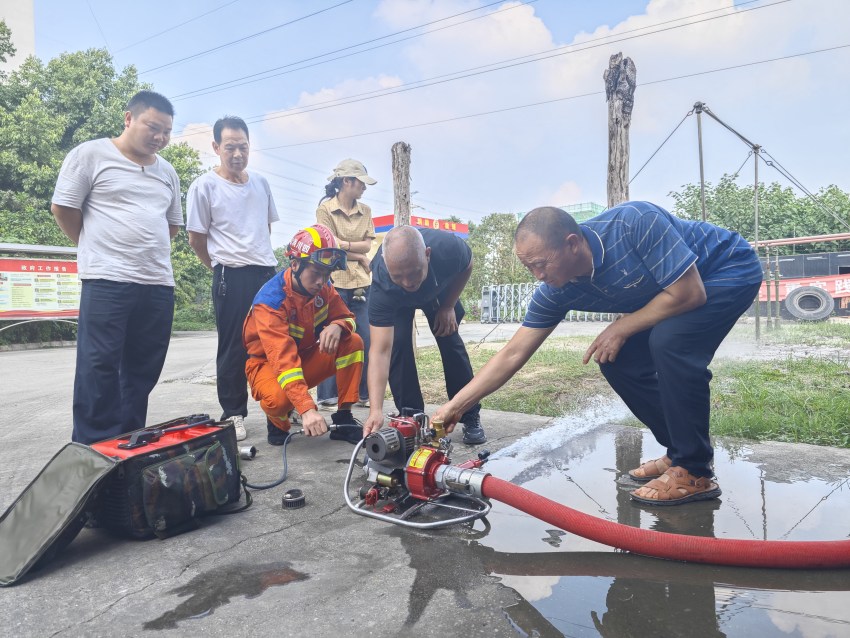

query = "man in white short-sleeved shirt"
[51, 90, 183, 444]
[186, 116, 279, 442]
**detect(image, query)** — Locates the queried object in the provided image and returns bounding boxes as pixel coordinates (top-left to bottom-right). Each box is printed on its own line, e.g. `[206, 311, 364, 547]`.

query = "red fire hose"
[481, 475, 850, 569]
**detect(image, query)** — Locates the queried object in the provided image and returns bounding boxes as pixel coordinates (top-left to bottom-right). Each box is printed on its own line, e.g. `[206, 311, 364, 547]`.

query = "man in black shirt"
[362, 226, 486, 444]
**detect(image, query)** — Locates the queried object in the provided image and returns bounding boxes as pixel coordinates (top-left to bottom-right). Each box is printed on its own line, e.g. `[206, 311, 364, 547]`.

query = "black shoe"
[329, 410, 365, 444]
[267, 420, 291, 446]
[461, 415, 487, 445]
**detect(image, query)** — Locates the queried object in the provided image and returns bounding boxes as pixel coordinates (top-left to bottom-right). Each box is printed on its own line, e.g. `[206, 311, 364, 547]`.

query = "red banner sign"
[373, 214, 469, 237]
[0, 258, 81, 319]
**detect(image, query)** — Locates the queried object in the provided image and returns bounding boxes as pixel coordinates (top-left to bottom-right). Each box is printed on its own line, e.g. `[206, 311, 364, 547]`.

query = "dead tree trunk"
[392, 142, 412, 226]
[391, 141, 416, 352]
[604, 53, 637, 208]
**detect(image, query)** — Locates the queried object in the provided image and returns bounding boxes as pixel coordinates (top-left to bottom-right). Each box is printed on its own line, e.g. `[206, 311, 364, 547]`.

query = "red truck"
[758, 248, 850, 321]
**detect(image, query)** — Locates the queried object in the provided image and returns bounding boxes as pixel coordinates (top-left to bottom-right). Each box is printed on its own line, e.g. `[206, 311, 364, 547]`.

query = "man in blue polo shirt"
[434, 201, 762, 506]
[362, 225, 487, 444]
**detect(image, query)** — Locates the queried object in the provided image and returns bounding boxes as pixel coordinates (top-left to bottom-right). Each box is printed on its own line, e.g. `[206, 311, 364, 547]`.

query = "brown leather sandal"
[629, 467, 721, 506]
[627, 455, 672, 483]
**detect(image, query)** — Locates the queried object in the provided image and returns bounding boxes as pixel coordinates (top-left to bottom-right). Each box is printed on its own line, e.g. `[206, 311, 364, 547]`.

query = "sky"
[23, 0, 850, 248]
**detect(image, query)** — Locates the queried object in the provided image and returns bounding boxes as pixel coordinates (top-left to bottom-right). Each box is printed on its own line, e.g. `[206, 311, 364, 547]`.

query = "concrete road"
[1, 326, 849, 637]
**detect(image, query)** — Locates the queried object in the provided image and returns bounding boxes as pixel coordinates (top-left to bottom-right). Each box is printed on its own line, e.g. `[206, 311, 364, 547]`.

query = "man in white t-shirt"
[186, 116, 279, 442]
[51, 90, 183, 444]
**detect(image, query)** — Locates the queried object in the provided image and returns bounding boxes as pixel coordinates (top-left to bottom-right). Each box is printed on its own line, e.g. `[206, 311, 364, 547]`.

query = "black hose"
[245, 431, 300, 490]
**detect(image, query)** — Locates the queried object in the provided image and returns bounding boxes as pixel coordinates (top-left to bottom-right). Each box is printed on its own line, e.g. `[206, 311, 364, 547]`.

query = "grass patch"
[761, 320, 850, 347]
[172, 304, 215, 331]
[414, 321, 850, 448]
[416, 336, 613, 417]
[711, 357, 850, 447]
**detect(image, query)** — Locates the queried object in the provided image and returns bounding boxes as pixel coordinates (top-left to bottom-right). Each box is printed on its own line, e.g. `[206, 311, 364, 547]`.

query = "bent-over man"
[434, 201, 762, 505]
[363, 226, 487, 445]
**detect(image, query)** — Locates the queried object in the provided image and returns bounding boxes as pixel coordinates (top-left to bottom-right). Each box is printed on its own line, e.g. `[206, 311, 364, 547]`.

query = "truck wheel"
[784, 286, 834, 321]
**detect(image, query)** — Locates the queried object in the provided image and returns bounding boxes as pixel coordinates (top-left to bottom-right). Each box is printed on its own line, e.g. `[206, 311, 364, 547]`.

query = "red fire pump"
[345, 411, 850, 568]
[343, 410, 492, 528]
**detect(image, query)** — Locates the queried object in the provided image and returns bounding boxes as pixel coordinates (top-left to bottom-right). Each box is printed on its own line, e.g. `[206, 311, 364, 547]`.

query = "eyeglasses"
[309, 247, 347, 271]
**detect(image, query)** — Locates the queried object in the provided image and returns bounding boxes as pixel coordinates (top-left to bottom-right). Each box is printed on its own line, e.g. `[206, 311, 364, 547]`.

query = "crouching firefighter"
[243, 224, 365, 445]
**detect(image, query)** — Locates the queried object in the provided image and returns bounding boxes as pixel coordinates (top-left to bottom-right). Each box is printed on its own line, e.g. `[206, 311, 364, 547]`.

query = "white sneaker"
[230, 415, 247, 441]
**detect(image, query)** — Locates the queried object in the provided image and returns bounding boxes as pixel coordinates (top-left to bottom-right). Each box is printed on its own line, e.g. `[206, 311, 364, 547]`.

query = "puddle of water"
[463, 402, 850, 637]
[143, 561, 307, 630]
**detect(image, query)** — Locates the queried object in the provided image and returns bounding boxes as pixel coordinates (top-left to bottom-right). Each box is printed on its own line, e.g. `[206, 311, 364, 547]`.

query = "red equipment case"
[90, 415, 243, 539]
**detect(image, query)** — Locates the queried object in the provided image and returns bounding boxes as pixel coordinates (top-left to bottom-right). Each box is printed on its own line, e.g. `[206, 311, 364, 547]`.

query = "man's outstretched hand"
[363, 410, 385, 436]
[432, 402, 462, 433]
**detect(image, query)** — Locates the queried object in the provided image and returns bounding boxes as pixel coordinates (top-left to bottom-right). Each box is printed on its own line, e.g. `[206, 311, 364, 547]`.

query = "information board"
[0, 258, 81, 319]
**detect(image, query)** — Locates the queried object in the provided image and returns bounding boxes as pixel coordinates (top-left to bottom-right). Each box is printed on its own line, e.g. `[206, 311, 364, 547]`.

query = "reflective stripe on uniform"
[277, 367, 305, 389]
[313, 305, 329, 326]
[335, 350, 364, 370]
[289, 323, 305, 338]
[344, 317, 356, 331]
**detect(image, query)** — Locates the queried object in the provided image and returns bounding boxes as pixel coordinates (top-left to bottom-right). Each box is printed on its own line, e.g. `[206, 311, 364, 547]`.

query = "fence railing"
[481, 283, 615, 323]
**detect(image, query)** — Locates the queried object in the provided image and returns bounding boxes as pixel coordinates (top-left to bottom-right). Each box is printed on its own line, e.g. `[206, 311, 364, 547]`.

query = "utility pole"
[754, 144, 761, 341]
[392, 142, 412, 227]
[694, 102, 764, 340]
[604, 53, 637, 208]
[694, 101, 707, 222]
[390, 141, 416, 352]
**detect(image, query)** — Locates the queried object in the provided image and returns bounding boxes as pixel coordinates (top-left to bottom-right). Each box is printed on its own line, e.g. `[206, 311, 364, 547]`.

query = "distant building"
[1, 0, 35, 73]
[515, 202, 606, 223]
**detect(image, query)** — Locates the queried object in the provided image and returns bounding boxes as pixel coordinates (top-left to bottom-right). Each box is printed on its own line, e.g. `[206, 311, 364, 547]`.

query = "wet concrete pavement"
[1, 327, 849, 637]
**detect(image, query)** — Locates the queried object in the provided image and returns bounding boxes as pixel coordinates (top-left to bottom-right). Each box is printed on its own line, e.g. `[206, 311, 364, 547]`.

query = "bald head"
[383, 226, 431, 292]
[515, 206, 580, 249]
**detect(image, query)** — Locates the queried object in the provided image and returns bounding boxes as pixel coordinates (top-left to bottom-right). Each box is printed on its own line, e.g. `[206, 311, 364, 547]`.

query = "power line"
[414, 197, 490, 217]
[629, 112, 692, 184]
[173, 0, 764, 104]
[139, 1, 355, 75]
[731, 151, 754, 179]
[171, 0, 788, 131]
[86, 0, 111, 53]
[250, 44, 849, 150]
[256, 149, 398, 200]
[759, 150, 850, 231]
[192, 150, 396, 208]
[170, 0, 532, 101]
[114, 0, 242, 53]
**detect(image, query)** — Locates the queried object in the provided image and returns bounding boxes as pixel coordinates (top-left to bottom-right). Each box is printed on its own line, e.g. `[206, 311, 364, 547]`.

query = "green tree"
[160, 145, 209, 310]
[0, 48, 142, 245]
[669, 175, 850, 253]
[0, 20, 16, 79]
[463, 212, 533, 316]
[0, 40, 208, 339]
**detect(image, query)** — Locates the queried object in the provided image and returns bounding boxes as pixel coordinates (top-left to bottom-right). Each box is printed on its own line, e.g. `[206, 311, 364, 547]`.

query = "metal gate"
[481, 284, 615, 323]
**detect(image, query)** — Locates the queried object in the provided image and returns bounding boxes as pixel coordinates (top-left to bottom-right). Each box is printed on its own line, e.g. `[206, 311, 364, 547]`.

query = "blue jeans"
[72, 279, 174, 444]
[317, 286, 370, 403]
[599, 283, 760, 477]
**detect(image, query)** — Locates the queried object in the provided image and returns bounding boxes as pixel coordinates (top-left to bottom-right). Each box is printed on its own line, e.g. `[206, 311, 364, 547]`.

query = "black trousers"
[389, 299, 480, 423]
[213, 264, 277, 419]
[599, 283, 760, 478]
[72, 279, 174, 444]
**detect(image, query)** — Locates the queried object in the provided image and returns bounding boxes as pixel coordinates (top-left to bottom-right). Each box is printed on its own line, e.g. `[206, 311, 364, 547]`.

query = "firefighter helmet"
[286, 224, 347, 272]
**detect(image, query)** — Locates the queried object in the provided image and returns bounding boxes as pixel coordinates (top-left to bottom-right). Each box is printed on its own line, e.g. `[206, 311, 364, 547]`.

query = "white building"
[0, 0, 35, 73]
